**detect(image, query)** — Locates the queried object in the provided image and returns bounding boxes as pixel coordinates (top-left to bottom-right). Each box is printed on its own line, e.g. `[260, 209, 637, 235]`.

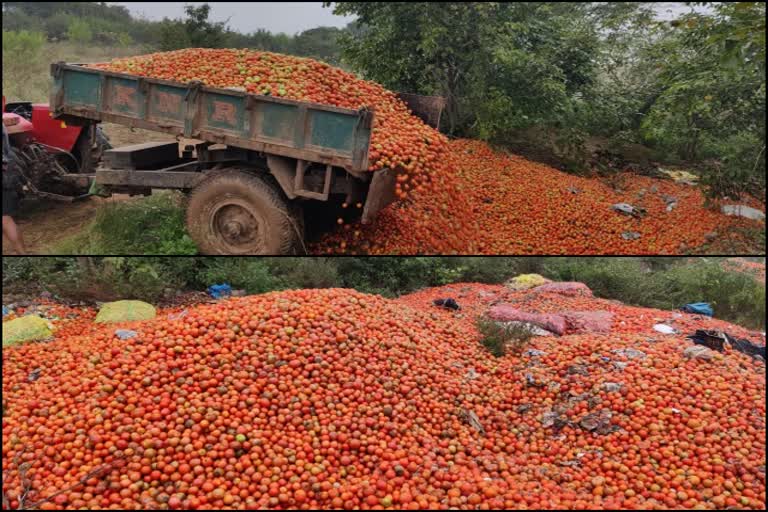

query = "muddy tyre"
[186, 169, 304, 254]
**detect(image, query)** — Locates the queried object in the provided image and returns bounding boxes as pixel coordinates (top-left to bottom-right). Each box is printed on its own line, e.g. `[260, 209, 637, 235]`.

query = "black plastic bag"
[433, 298, 460, 310]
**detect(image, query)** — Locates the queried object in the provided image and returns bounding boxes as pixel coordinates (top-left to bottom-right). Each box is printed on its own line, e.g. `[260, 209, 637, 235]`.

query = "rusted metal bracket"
[293, 159, 332, 201]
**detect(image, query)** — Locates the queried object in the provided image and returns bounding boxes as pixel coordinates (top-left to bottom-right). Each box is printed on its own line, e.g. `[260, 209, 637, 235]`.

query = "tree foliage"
[328, 1, 766, 197]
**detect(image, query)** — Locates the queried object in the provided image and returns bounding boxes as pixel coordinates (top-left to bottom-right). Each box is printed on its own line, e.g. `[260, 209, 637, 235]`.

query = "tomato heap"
[318, 139, 765, 254]
[91, 49, 447, 199]
[3, 287, 765, 510]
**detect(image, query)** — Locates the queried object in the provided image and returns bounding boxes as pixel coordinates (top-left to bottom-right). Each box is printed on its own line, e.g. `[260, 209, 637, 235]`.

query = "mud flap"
[362, 168, 398, 224]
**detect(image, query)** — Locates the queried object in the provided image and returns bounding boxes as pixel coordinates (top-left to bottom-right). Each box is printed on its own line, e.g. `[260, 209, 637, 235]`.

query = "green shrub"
[265, 257, 340, 289]
[2, 30, 47, 100]
[199, 259, 278, 294]
[476, 317, 534, 357]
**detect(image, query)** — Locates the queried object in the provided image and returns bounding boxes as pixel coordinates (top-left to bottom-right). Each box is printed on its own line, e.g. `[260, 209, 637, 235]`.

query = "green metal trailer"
[50, 61, 444, 254]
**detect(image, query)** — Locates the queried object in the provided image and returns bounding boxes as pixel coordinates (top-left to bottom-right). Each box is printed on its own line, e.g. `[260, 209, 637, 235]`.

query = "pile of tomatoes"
[91, 49, 447, 199]
[317, 139, 765, 254]
[2, 287, 765, 509]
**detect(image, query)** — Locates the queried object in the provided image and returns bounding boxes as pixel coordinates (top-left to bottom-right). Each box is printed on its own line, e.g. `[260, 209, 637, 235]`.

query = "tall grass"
[2, 36, 147, 103]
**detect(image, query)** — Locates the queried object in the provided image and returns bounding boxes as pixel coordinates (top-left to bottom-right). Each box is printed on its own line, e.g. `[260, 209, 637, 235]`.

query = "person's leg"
[2, 215, 27, 254]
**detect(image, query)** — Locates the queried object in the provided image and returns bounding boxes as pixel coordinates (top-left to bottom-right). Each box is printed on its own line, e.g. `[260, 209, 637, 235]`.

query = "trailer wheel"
[186, 169, 304, 255]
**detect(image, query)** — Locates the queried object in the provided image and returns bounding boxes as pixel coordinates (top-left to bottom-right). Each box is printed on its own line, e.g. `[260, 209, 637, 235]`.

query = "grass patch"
[50, 193, 198, 255]
[476, 317, 534, 357]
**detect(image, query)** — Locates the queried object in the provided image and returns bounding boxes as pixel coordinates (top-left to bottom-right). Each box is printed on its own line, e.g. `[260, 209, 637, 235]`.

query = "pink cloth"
[487, 305, 613, 335]
[487, 305, 568, 335]
[562, 311, 613, 334]
[532, 282, 593, 297]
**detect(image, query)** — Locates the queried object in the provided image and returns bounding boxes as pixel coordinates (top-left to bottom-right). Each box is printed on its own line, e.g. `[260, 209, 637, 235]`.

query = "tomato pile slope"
[3, 287, 765, 510]
[318, 140, 765, 254]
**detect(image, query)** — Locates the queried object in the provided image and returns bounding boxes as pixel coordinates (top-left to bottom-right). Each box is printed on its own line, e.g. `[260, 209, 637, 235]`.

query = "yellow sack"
[95, 300, 156, 323]
[659, 169, 699, 184]
[505, 274, 551, 291]
[3, 315, 54, 347]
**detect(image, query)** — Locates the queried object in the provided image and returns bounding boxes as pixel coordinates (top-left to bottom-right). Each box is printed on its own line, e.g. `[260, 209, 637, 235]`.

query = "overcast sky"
[109, 2, 703, 36]
[110, 2, 355, 35]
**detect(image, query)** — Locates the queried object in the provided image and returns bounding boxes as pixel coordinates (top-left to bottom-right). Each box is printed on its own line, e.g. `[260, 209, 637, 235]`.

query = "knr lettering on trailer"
[113, 84, 137, 109]
[211, 100, 236, 126]
[156, 91, 182, 114]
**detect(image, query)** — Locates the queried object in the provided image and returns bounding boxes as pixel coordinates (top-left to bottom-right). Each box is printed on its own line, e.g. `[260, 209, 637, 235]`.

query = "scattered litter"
[115, 329, 138, 340]
[465, 367, 479, 380]
[208, 283, 233, 299]
[433, 298, 461, 310]
[566, 364, 589, 376]
[27, 368, 42, 382]
[612, 348, 646, 359]
[612, 203, 647, 218]
[460, 409, 486, 435]
[721, 204, 765, 221]
[622, 231, 641, 240]
[579, 409, 618, 434]
[661, 194, 678, 212]
[601, 382, 622, 392]
[2, 305, 9, 317]
[680, 302, 714, 317]
[168, 309, 189, 321]
[653, 324, 677, 335]
[525, 373, 547, 388]
[688, 329, 766, 359]
[683, 345, 716, 361]
[525, 349, 547, 357]
[501, 321, 554, 336]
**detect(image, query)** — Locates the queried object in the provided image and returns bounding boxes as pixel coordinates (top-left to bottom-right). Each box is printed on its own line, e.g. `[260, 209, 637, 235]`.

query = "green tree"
[66, 18, 92, 46]
[1, 30, 46, 99]
[159, 3, 227, 51]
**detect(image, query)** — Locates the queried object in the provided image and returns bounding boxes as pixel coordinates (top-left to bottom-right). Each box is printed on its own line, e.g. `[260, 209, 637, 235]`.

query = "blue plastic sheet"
[680, 302, 714, 317]
[208, 283, 233, 299]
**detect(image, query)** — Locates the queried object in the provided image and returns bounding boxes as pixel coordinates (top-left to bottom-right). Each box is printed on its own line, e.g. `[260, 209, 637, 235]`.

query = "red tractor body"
[3, 99, 84, 152]
[3, 96, 111, 198]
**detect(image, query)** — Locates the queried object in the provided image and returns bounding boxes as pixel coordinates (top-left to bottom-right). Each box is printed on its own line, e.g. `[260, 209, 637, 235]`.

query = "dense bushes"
[3, 257, 764, 329]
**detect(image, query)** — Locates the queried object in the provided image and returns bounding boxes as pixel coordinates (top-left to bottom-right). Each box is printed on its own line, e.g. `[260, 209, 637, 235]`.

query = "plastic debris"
[115, 329, 138, 340]
[207, 283, 233, 299]
[653, 324, 677, 335]
[680, 302, 714, 317]
[612, 203, 647, 218]
[612, 348, 647, 359]
[433, 298, 460, 310]
[683, 345, 716, 361]
[721, 204, 765, 221]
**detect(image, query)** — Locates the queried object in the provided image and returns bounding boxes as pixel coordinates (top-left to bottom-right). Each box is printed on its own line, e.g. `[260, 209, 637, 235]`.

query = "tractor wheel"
[186, 169, 304, 255]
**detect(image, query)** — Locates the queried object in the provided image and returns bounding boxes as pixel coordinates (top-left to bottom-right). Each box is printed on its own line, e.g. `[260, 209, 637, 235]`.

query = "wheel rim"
[209, 199, 266, 253]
